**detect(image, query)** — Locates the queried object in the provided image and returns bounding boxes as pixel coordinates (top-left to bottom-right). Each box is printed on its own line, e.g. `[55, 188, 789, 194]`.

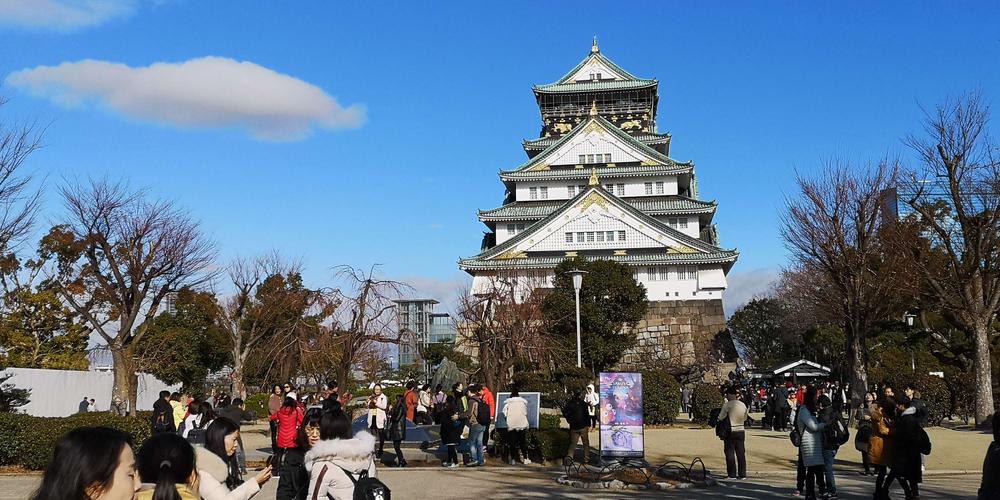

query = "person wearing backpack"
[818, 395, 847, 498]
[796, 386, 827, 500]
[185, 402, 217, 445]
[717, 385, 748, 480]
[385, 394, 408, 468]
[152, 390, 177, 434]
[463, 385, 489, 467]
[306, 409, 386, 500]
[886, 395, 925, 500]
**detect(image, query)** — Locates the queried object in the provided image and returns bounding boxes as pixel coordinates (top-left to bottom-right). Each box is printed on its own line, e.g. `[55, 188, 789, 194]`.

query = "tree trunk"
[972, 320, 996, 426]
[847, 324, 868, 406]
[231, 355, 247, 400]
[111, 347, 137, 416]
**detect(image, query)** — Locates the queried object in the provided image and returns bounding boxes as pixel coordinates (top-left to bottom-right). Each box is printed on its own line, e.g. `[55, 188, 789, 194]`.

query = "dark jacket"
[439, 406, 462, 445]
[386, 402, 407, 442]
[892, 407, 923, 482]
[151, 398, 176, 433]
[911, 398, 929, 427]
[562, 398, 591, 430]
[218, 405, 253, 428]
[462, 396, 485, 427]
[275, 447, 308, 500]
[980, 441, 1000, 500]
[819, 405, 841, 450]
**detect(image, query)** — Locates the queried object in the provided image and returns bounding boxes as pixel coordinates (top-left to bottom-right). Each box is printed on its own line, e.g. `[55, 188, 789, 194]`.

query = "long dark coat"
[386, 403, 407, 442]
[892, 409, 923, 483]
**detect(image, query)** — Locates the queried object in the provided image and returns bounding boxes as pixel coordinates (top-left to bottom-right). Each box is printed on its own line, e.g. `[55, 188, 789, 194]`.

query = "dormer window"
[579, 154, 609, 165]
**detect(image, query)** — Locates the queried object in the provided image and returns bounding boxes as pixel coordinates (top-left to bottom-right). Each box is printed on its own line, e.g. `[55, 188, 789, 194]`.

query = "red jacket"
[269, 406, 303, 449]
[482, 387, 496, 418]
[404, 390, 418, 422]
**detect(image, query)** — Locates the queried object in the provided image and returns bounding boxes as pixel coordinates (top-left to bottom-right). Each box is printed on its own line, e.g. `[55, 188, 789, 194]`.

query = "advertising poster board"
[494, 392, 541, 429]
[599, 372, 644, 458]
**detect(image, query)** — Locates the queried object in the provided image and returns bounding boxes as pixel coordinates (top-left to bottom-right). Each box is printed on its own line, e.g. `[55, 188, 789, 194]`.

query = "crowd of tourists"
[710, 380, 956, 500]
[24, 375, 1000, 500]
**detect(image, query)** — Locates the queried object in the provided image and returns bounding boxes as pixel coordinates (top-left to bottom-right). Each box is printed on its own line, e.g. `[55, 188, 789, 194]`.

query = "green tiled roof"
[533, 50, 656, 94]
[458, 250, 738, 270]
[460, 186, 736, 270]
[479, 196, 717, 221]
[534, 79, 657, 93]
[502, 114, 687, 175]
[500, 164, 689, 181]
[524, 132, 670, 150]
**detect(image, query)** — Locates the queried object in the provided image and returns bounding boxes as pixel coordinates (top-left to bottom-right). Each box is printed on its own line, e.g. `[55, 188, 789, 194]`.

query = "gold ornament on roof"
[496, 249, 528, 260]
[590, 101, 598, 116]
[592, 36, 599, 54]
[588, 167, 599, 186]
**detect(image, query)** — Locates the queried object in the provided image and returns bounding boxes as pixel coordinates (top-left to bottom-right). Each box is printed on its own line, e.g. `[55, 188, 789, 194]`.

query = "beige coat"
[194, 446, 261, 500]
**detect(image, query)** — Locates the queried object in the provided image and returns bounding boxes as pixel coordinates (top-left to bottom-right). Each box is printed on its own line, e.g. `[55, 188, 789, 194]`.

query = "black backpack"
[475, 400, 491, 426]
[325, 463, 390, 500]
[152, 409, 172, 433]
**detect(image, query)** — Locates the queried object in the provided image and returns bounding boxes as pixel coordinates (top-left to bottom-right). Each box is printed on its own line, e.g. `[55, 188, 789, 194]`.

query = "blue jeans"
[468, 424, 485, 464]
[822, 449, 837, 493]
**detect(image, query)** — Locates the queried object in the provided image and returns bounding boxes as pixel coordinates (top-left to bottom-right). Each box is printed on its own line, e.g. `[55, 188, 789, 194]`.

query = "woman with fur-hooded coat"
[306, 411, 379, 500]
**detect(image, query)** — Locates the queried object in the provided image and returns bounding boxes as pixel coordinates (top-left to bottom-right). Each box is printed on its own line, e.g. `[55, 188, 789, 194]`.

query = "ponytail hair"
[136, 433, 196, 500]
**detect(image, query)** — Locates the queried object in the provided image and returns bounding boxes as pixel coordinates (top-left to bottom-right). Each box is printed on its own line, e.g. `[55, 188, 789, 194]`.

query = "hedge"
[0, 412, 153, 470]
[690, 383, 722, 424]
[539, 413, 560, 429]
[643, 369, 680, 425]
[244, 393, 270, 416]
[526, 428, 570, 461]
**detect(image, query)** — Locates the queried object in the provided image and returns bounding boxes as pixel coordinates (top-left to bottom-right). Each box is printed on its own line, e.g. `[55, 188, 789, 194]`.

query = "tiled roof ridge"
[501, 114, 688, 174]
[460, 186, 734, 264]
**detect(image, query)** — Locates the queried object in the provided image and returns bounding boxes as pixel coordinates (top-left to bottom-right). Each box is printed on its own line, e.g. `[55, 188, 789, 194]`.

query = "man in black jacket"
[219, 398, 255, 474]
[151, 390, 175, 434]
[563, 391, 592, 464]
[979, 413, 1000, 500]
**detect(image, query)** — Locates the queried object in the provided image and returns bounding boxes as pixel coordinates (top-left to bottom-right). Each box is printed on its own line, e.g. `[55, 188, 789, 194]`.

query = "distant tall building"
[394, 299, 457, 369]
[459, 40, 739, 371]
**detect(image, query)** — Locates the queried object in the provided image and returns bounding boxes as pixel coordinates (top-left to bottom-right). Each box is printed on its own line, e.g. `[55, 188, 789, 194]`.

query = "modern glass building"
[394, 299, 457, 369]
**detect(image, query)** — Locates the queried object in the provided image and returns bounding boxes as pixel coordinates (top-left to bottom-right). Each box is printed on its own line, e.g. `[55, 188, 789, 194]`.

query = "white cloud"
[6, 56, 366, 140]
[724, 266, 780, 317]
[0, 0, 136, 31]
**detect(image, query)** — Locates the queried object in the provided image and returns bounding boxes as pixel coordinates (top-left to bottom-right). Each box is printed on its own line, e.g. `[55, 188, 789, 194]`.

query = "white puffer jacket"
[194, 446, 261, 500]
[502, 396, 529, 431]
[305, 432, 378, 500]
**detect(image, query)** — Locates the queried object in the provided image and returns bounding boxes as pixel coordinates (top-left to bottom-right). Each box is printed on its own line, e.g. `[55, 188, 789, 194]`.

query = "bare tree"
[0, 96, 42, 254]
[45, 179, 216, 412]
[323, 265, 409, 391]
[780, 159, 912, 404]
[903, 92, 1000, 424]
[458, 276, 559, 391]
[216, 254, 329, 398]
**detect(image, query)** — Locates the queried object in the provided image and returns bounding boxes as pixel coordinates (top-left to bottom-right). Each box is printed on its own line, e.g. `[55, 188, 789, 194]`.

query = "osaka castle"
[459, 40, 739, 370]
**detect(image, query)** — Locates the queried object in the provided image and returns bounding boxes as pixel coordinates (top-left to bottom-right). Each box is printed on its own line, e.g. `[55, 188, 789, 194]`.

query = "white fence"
[3, 367, 179, 417]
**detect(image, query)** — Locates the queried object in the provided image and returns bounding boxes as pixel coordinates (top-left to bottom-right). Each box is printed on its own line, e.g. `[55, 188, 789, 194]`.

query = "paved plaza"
[0, 469, 980, 499]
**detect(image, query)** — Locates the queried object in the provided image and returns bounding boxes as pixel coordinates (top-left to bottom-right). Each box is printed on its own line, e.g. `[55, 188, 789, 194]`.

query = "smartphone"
[265, 455, 274, 468]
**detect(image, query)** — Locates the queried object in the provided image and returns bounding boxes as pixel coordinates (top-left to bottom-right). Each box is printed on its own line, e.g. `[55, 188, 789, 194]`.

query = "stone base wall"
[614, 299, 726, 373]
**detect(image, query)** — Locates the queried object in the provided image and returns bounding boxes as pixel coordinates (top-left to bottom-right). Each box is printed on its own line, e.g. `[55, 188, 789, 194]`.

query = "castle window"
[507, 224, 515, 235]
[565, 232, 573, 243]
[618, 230, 626, 241]
[605, 184, 614, 192]
[644, 182, 653, 195]
[587, 154, 595, 163]
[568, 185, 576, 197]
[597, 232, 605, 242]
[576, 232, 585, 242]
[586, 232, 595, 242]
[604, 153, 611, 162]
[617, 184, 625, 196]
[677, 266, 697, 280]
[529, 187, 538, 200]
[606, 231, 615, 241]
[540, 187, 548, 199]
[655, 181, 664, 194]
[578, 155, 585, 164]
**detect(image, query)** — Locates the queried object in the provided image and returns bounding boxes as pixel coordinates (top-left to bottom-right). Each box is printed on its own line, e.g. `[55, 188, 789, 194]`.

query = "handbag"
[715, 416, 731, 441]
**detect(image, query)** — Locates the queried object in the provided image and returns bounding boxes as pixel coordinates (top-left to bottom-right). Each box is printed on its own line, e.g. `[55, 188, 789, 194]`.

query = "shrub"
[244, 393, 270, 415]
[0, 412, 153, 470]
[642, 369, 680, 425]
[690, 383, 722, 424]
[911, 374, 949, 426]
[526, 428, 570, 461]
[539, 413, 561, 429]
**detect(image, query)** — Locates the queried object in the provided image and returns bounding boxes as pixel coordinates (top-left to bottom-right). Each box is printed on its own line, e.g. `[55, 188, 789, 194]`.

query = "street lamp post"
[904, 312, 917, 373]
[566, 269, 588, 368]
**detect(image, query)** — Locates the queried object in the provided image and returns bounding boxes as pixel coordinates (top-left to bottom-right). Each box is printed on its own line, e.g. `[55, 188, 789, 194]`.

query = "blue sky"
[1, 1, 998, 315]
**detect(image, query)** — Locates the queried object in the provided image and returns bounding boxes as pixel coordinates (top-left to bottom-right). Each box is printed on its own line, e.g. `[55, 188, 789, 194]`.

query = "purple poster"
[598, 372, 644, 458]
